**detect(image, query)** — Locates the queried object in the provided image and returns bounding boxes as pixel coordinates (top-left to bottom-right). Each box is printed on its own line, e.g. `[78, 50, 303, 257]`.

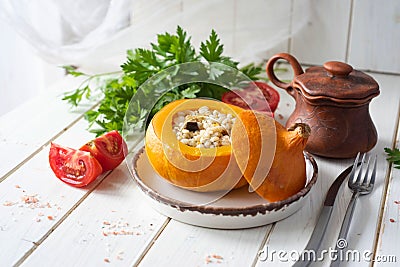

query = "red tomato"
[222, 81, 280, 115]
[49, 143, 103, 187]
[80, 130, 127, 171]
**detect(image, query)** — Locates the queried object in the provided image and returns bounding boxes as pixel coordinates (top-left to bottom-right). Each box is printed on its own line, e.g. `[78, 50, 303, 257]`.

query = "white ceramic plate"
[131, 147, 318, 229]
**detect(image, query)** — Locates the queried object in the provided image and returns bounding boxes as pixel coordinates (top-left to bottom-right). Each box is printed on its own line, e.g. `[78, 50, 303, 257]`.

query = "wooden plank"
[0, 76, 97, 180]
[255, 73, 400, 266]
[233, 0, 291, 64]
[19, 160, 168, 267]
[340, 74, 400, 267]
[0, 119, 106, 266]
[374, 101, 400, 266]
[181, 0, 235, 55]
[290, 0, 352, 64]
[137, 219, 271, 266]
[348, 0, 400, 74]
[1, 66, 398, 267]
[0, 92, 167, 266]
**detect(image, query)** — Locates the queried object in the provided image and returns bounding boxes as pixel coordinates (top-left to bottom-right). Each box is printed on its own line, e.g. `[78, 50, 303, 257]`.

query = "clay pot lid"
[295, 61, 380, 102]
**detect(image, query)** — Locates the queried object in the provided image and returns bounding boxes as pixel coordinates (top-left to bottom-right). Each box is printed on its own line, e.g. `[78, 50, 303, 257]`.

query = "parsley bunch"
[62, 26, 264, 135]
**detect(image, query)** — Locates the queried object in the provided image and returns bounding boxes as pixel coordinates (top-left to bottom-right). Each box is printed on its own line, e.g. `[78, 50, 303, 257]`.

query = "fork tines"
[349, 153, 377, 192]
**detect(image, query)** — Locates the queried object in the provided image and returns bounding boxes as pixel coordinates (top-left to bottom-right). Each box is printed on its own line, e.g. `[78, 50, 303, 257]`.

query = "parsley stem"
[76, 71, 123, 90]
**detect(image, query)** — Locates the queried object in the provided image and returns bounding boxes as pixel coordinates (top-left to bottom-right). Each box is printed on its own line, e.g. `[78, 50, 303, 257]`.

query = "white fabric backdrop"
[0, 0, 311, 115]
[0, 0, 310, 66]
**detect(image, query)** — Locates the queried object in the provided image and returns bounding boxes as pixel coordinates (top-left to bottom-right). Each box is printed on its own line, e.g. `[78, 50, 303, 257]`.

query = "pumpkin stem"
[287, 123, 311, 139]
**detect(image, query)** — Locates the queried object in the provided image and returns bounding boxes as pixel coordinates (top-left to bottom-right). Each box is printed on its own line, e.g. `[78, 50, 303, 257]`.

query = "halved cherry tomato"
[49, 143, 103, 187]
[222, 81, 280, 116]
[80, 130, 127, 171]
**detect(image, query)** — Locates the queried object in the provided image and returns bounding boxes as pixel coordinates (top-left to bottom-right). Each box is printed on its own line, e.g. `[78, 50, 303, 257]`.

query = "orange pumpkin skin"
[231, 110, 310, 202]
[145, 99, 247, 192]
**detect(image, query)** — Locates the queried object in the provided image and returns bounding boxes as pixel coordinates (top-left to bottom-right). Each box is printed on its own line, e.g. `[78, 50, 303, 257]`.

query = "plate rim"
[131, 146, 318, 217]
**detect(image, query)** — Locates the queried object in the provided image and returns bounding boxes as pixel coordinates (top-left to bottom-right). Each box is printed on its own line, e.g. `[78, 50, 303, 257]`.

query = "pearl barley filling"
[172, 106, 236, 148]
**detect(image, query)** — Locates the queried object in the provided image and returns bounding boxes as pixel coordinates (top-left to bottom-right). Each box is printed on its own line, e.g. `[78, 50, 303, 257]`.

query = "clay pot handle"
[266, 53, 304, 95]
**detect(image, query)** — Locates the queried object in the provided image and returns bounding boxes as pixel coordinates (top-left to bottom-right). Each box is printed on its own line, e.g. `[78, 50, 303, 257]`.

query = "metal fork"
[330, 152, 377, 267]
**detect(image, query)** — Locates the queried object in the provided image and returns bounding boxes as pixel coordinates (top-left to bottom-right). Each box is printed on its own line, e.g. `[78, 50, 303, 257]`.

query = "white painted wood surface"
[1, 1, 400, 265]
[375, 104, 400, 267]
[0, 70, 399, 267]
[20, 164, 167, 267]
[0, 76, 97, 180]
[348, 0, 400, 74]
[290, 0, 352, 64]
[0, 120, 105, 266]
[139, 220, 270, 266]
[289, 0, 400, 74]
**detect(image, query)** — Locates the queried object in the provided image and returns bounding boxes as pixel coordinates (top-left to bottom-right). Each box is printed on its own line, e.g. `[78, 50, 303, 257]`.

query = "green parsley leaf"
[171, 26, 197, 63]
[180, 85, 201, 99]
[385, 147, 400, 169]
[200, 29, 223, 62]
[62, 85, 91, 107]
[121, 49, 161, 84]
[240, 63, 265, 81]
[200, 29, 238, 68]
[61, 65, 87, 77]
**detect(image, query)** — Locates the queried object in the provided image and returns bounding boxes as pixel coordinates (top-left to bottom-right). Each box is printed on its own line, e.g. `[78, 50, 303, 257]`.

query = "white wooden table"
[0, 71, 399, 267]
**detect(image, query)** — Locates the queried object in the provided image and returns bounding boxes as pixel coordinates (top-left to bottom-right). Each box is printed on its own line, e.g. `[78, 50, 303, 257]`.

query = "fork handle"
[330, 191, 361, 267]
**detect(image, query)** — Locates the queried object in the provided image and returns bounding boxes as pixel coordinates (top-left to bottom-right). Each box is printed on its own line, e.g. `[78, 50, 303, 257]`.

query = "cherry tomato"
[222, 81, 280, 116]
[80, 130, 127, 171]
[49, 143, 103, 187]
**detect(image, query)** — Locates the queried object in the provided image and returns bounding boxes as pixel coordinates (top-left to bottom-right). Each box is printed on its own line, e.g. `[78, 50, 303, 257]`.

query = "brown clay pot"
[266, 53, 380, 158]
